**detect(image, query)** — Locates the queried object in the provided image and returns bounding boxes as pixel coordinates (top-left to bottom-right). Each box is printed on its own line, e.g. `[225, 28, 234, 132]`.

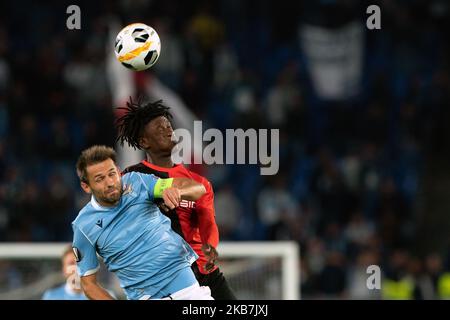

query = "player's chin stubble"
[102, 187, 122, 204]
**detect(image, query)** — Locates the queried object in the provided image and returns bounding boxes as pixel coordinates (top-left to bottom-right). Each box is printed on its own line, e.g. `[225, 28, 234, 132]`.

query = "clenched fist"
[162, 187, 182, 210]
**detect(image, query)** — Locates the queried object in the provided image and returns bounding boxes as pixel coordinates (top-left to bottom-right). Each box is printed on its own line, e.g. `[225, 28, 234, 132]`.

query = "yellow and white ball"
[115, 23, 161, 71]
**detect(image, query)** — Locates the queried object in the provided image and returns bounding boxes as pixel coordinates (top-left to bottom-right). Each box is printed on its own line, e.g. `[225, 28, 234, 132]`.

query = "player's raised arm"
[153, 177, 206, 209]
[196, 179, 220, 272]
[172, 177, 206, 200]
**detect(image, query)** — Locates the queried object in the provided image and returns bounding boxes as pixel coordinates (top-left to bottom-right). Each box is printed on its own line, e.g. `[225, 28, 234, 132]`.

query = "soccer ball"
[114, 23, 161, 71]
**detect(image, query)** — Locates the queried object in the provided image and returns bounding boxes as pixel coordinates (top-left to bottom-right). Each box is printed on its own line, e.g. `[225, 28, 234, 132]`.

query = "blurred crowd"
[1, 0, 450, 299]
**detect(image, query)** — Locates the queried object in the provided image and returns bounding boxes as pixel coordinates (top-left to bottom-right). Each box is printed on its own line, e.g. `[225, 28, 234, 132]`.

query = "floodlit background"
[1, 0, 450, 299]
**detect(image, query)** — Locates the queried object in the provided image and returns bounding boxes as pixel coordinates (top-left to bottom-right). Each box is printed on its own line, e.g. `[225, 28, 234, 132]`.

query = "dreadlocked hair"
[115, 96, 173, 150]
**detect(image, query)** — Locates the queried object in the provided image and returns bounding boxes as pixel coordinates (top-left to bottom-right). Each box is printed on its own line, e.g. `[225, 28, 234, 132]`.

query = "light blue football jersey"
[72, 172, 198, 300]
[42, 283, 88, 300]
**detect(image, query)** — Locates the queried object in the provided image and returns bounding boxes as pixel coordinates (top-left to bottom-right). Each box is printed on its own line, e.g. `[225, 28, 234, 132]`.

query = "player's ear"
[80, 181, 92, 194]
[139, 136, 150, 149]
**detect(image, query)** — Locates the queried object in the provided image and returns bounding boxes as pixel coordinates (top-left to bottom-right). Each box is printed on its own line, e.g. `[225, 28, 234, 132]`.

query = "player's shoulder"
[121, 170, 158, 185]
[122, 162, 148, 175]
[72, 201, 96, 229]
[182, 167, 212, 188]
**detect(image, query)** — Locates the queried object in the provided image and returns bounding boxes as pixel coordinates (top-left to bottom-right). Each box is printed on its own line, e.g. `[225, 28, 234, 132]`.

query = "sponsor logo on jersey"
[123, 184, 133, 195]
[179, 200, 196, 209]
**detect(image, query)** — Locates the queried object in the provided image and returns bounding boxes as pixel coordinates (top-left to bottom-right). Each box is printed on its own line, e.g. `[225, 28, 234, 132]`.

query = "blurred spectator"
[310, 148, 356, 229]
[317, 251, 348, 299]
[153, 18, 185, 90]
[214, 184, 242, 240]
[257, 175, 300, 240]
[42, 173, 73, 241]
[381, 249, 416, 300]
[420, 253, 443, 299]
[347, 250, 381, 299]
[305, 237, 326, 276]
[344, 212, 375, 246]
[42, 246, 87, 300]
[323, 222, 347, 254]
[13, 114, 41, 162]
[376, 177, 411, 247]
[45, 117, 74, 161]
[421, 252, 450, 300]
[265, 61, 301, 128]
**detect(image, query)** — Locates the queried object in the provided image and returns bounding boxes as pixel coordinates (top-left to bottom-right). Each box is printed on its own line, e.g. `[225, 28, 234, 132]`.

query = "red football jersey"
[123, 160, 219, 274]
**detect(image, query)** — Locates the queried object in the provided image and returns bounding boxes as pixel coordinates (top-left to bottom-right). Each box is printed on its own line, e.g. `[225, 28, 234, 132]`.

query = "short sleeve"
[135, 172, 159, 200]
[72, 226, 99, 277]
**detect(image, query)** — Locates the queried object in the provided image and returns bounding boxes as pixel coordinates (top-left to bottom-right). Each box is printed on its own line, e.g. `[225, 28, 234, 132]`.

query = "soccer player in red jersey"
[116, 98, 236, 300]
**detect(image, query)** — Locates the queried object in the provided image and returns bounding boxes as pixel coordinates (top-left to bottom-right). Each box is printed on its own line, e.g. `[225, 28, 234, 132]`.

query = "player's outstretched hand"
[202, 243, 218, 272]
[162, 187, 182, 209]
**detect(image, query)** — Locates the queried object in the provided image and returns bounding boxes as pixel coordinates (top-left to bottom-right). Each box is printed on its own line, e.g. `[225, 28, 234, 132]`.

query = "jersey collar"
[141, 160, 181, 172]
[91, 196, 106, 211]
[90, 195, 120, 210]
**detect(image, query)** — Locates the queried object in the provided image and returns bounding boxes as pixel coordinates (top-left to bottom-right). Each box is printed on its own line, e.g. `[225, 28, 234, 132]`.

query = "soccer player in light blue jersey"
[72, 145, 213, 300]
[42, 246, 88, 300]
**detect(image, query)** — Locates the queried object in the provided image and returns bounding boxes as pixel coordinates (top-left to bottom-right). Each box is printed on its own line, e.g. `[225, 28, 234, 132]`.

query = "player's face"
[140, 116, 175, 155]
[82, 159, 122, 206]
[62, 252, 77, 279]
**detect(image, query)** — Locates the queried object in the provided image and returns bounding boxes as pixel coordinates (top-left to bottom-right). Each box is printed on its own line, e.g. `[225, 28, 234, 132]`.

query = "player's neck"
[93, 195, 120, 208]
[146, 153, 174, 168]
